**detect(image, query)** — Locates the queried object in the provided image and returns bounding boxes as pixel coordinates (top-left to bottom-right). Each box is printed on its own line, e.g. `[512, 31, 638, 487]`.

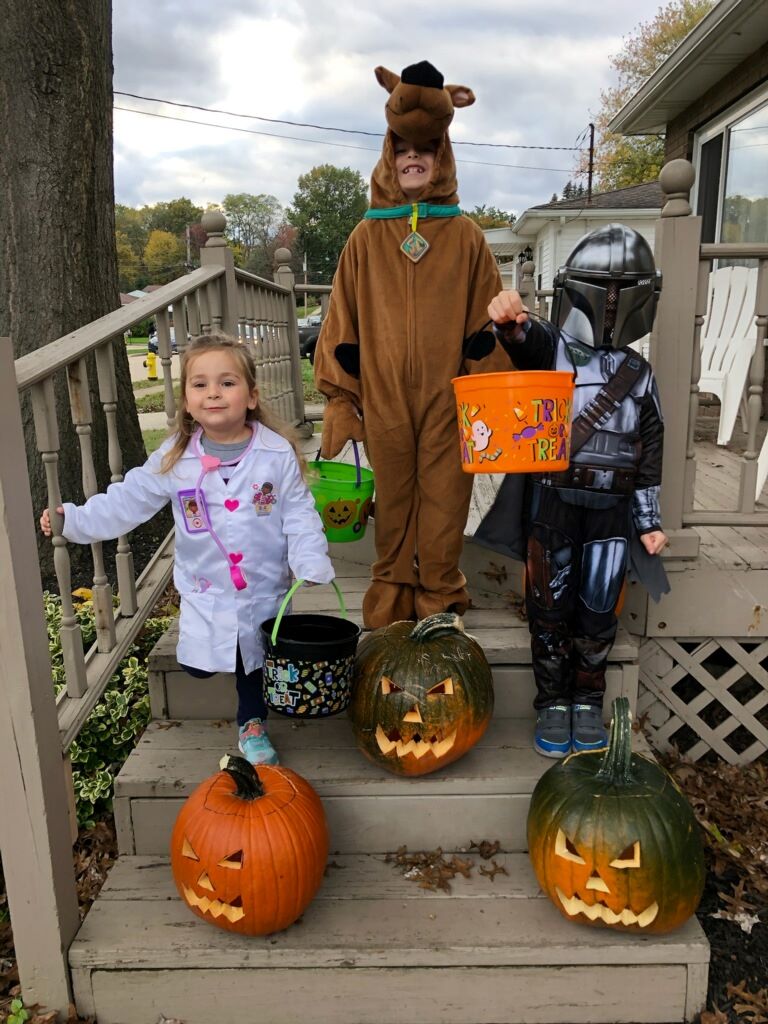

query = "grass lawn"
[135, 384, 180, 412]
[142, 428, 169, 454]
[302, 359, 324, 404]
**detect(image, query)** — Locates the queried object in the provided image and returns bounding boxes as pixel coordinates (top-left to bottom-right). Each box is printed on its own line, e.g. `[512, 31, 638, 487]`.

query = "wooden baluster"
[95, 341, 137, 615]
[208, 278, 223, 333]
[197, 284, 212, 336]
[187, 291, 202, 338]
[684, 260, 710, 514]
[244, 282, 257, 356]
[31, 377, 87, 697]
[237, 279, 248, 343]
[173, 299, 189, 356]
[739, 258, 768, 512]
[274, 246, 307, 429]
[156, 308, 177, 432]
[66, 356, 116, 651]
[252, 288, 267, 388]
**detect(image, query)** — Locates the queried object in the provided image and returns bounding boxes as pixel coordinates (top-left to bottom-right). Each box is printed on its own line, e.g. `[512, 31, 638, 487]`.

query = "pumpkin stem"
[410, 612, 464, 643]
[596, 697, 634, 785]
[219, 754, 265, 800]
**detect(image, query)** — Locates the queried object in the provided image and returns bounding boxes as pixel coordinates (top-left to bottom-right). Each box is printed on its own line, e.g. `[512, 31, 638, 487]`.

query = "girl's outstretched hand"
[40, 506, 64, 537]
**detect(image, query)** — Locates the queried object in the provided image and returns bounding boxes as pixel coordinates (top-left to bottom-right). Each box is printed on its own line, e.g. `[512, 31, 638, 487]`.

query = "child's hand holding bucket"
[488, 290, 530, 331]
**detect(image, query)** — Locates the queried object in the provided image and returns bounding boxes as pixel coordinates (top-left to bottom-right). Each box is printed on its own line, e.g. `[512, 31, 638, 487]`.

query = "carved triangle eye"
[610, 841, 641, 869]
[427, 678, 455, 696]
[182, 837, 200, 861]
[218, 850, 244, 870]
[555, 828, 586, 864]
[380, 676, 402, 695]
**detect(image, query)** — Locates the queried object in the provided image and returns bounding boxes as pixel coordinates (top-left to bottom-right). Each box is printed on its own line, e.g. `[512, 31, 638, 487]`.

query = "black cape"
[471, 474, 670, 603]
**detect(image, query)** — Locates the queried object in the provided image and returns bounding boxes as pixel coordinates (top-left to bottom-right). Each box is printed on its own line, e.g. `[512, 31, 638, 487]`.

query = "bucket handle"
[313, 440, 363, 488]
[270, 579, 348, 646]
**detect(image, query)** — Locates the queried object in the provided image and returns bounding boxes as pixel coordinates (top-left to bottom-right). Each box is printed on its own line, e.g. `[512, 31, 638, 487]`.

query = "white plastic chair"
[698, 266, 759, 445]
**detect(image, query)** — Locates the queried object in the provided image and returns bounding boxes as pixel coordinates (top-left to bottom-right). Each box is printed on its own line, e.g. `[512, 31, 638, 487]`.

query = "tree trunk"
[0, 0, 151, 587]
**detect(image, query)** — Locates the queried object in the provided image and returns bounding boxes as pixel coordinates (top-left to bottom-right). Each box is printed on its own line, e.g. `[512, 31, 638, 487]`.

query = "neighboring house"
[484, 182, 663, 291]
[609, 0, 768, 251]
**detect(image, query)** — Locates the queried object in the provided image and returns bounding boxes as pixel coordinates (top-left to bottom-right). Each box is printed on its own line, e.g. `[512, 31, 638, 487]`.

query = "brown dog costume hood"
[370, 60, 474, 208]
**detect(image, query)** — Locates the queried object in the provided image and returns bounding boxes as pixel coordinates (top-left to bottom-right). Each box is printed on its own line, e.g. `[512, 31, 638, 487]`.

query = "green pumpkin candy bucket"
[261, 579, 361, 718]
[306, 442, 374, 542]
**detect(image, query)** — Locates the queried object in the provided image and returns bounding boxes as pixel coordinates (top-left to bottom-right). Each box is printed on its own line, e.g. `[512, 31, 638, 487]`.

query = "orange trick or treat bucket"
[452, 370, 574, 474]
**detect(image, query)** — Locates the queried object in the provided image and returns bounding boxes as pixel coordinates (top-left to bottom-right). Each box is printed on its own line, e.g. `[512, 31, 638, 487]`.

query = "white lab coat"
[62, 424, 335, 673]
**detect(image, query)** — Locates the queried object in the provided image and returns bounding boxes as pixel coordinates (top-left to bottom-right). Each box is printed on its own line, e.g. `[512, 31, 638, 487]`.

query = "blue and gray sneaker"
[572, 704, 608, 752]
[238, 718, 279, 765]
[534, 704, 571, 758]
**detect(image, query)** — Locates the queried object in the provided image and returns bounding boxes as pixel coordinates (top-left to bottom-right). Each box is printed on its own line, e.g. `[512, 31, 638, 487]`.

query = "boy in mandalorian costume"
[313, 60, 511, 629]
[481, 224, 669, 758]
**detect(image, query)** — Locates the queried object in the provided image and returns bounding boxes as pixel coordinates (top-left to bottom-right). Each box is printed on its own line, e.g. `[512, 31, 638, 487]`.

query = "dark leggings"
[180, 646, 267, 727]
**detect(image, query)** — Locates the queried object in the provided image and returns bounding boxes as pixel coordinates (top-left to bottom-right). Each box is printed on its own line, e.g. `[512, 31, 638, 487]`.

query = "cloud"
[112, 0, 667, 218]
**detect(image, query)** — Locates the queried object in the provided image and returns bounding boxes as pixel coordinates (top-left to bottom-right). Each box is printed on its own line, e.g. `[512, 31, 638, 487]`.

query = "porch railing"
[0, 211, 310, 1014]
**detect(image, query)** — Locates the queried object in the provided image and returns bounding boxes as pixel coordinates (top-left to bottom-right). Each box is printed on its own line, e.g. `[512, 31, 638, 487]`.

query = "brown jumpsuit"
[314, 132, 511, 627]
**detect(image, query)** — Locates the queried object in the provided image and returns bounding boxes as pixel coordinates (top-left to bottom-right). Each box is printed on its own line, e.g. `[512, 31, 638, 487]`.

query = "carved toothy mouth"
[182, 885, 246, 923]
[375, 724, 457, 760]
[555, 887, 659, 928]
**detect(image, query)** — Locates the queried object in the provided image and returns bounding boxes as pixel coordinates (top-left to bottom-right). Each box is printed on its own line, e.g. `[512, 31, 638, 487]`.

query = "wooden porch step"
[147, 576, 639, 721]
[115, 715, 643, 858]
[69, 853, 709, 1024]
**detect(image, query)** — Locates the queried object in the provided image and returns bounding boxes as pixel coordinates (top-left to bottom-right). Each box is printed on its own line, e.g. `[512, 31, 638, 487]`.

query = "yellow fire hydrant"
[144, 351, 158, 380]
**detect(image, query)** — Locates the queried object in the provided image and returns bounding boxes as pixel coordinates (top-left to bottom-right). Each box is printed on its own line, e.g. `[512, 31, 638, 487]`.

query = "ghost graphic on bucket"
[452, 370, 574, 474]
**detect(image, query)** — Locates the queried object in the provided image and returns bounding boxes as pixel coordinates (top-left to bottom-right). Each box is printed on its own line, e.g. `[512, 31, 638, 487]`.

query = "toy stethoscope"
[191, 424, 257, 591]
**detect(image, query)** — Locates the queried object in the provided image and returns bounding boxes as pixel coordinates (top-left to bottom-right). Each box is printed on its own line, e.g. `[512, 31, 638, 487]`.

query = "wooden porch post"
[200, 209, 238, 337]
[0, 339, 80, 1015]
[274, 248, 311, 436]
[652, 160, 701, 557]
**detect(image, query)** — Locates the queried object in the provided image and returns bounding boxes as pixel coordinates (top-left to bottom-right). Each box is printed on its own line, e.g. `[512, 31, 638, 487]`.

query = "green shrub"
[45, 593, 173, 827]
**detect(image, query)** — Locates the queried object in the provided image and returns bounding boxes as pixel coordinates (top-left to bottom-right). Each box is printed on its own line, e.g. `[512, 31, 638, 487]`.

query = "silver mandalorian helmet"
[550, 223, 662, 349]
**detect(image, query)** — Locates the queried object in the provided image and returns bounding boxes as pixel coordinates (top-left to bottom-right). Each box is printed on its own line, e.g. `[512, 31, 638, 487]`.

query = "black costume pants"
[526, 483, 630, 710]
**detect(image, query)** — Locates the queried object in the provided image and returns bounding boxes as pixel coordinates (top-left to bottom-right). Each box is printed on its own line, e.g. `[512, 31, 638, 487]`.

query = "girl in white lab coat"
[41, 334, 334, 765]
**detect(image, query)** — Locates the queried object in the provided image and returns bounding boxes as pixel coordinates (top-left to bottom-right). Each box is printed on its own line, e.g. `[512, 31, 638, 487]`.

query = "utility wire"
[114, 106, 574, 173]
[114, 90, 583, 151]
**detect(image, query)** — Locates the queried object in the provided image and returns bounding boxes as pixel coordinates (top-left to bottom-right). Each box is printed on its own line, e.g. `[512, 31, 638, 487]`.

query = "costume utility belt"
[549, 464, 636, 495]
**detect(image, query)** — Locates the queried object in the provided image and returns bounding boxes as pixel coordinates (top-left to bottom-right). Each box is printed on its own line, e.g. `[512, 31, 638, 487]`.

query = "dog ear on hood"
[374, 60, 475, 147]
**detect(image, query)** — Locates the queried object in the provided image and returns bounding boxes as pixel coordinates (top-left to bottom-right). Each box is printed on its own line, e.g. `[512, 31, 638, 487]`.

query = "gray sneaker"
[534, 704, 571, 758]
[572, 703, 608, 752]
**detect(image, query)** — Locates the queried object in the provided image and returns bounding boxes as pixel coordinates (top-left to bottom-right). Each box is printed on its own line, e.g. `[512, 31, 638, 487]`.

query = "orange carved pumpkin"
[170, 755, 328, 935]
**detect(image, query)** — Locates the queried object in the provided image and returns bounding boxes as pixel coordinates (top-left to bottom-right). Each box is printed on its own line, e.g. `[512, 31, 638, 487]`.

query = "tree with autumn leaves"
[591, 0, 714, 191]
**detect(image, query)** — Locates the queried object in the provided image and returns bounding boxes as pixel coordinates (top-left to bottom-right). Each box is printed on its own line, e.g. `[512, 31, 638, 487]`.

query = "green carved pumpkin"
[527, 697, 705, 934]
[349, 613, 494, 776]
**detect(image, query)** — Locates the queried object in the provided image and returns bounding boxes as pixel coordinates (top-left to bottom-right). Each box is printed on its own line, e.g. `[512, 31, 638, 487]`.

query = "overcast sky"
[112, 0, 672, 220]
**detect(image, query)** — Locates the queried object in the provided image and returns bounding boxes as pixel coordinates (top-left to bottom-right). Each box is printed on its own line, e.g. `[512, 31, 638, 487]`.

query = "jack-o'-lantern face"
[175, 836, 246, 925]
[170, 758, 329, 936]
[349, 613, 494, 776]
[322, 499, 358, 529]
[527, 698, 705, 934]
[549, 829, 659, 929]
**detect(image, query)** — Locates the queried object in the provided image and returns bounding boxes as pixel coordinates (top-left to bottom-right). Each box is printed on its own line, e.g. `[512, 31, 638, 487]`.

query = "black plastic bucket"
[260, 580, 361, 717]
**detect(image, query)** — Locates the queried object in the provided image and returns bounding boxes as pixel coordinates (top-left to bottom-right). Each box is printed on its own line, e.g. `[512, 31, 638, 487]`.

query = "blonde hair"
[160, 332, 306, 474]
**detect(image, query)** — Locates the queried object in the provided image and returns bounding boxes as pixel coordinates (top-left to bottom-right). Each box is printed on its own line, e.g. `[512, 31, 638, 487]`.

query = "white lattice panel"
[638, 637, 768, 764]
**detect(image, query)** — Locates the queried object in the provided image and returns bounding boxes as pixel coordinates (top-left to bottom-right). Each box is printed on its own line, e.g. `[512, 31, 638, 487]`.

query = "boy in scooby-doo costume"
[314, 60, 511, 628]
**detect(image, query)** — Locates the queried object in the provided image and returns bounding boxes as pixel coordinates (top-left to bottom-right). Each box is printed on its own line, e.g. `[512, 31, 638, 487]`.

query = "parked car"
[147, 326, 178, 354]
[298, 317, 323, 362]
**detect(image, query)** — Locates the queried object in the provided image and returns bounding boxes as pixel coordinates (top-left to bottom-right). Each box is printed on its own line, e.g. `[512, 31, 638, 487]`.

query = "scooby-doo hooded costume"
[314, 60, 512, 628]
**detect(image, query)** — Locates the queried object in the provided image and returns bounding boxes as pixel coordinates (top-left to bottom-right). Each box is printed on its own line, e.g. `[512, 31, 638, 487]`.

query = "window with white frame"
[694, 87, 768, 263]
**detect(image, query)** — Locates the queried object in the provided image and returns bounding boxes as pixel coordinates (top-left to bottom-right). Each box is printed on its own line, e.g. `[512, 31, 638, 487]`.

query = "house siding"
[665, 41, 768, 160]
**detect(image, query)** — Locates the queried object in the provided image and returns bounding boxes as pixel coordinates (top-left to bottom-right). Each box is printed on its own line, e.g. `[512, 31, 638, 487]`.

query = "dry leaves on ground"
[385, 840, 508, 893]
